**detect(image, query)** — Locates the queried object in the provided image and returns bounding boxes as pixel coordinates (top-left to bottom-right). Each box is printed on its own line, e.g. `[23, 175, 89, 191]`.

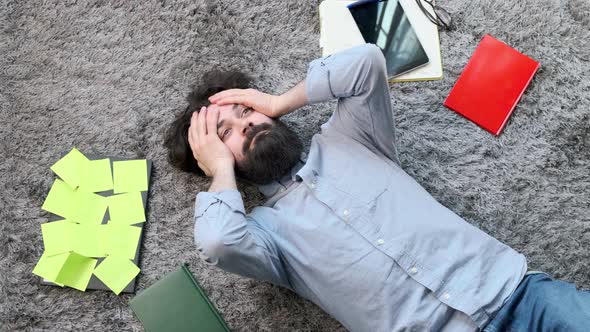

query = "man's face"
[207, 103, 273, 162]
[205, 102, 303, 185]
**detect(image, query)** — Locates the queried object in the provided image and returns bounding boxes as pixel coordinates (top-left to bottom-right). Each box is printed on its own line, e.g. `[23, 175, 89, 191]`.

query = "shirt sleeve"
[306, 43, 401, 166]
[193, 189, 292, 290]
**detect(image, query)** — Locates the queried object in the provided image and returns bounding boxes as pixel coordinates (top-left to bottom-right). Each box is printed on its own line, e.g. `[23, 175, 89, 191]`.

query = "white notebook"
[318, 0, 443, 82]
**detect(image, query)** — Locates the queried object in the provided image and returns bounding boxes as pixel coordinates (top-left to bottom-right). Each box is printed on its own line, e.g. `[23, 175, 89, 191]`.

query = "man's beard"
[235, 120, 303, 185]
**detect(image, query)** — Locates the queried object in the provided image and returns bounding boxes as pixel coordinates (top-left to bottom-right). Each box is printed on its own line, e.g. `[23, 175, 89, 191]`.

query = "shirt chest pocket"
[300, 171, 386, 230]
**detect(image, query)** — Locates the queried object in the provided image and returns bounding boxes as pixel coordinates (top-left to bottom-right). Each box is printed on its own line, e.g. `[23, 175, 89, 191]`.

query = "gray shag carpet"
[1, 0, 589, 331]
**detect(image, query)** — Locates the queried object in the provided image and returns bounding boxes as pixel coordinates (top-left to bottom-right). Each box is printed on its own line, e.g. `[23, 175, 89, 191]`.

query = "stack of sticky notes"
[33, 147, 149, 295]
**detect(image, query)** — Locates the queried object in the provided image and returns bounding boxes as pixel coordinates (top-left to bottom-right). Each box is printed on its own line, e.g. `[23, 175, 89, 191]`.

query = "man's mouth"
[249, 130, 269, 150]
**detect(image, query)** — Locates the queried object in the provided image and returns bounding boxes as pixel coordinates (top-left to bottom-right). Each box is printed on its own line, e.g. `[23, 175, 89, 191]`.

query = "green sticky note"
[54, 252, 97, 291]
[32, 252, 70, 284]
[73, 223, 108, 257]
[79, 158, 113, 193]
[41, 179, 77, 219]
[113, 159, 148, 194]
[41, 220, 77, 255]
[50, 148, 89, 188]
[100, 224, 141, 259]
[93, 255, 140, 295]
[72, 190, 107, 224]
[107, 192, 145, 225]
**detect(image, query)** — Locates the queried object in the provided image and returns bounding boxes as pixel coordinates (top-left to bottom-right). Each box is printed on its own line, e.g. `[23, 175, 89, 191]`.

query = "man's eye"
[241, 108, 251, 117]
[221, 128, 230, 139]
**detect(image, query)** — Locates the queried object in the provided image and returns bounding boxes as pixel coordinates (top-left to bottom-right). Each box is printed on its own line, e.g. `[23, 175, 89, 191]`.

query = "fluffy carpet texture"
[1, 0, 589, 331]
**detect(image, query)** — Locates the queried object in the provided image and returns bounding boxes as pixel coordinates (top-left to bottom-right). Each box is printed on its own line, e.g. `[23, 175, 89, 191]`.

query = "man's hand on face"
[208, 88, 283, 118]
[188, 107, 235, 177]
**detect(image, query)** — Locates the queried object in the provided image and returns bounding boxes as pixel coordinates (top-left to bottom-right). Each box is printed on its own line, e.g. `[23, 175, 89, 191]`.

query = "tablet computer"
[348, 0, 430, 78]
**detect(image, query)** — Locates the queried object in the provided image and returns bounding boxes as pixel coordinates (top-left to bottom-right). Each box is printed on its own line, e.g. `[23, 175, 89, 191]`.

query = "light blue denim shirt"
[194, 44, 527, 332]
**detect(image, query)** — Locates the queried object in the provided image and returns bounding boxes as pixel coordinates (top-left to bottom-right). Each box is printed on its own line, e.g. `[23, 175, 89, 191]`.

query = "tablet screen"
[348, 0, 429, 78]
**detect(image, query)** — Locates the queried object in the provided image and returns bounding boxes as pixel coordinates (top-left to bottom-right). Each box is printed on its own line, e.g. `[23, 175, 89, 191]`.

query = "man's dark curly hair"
[164, 69, 252, 175]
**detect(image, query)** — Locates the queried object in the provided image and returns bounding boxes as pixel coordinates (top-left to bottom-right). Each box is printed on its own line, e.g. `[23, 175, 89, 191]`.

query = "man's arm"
[193, 189, 292, 290]
[207, 165, 237, 192]
[273, 80, 308, 117]
[304, 43, 400, 165]
[210, 44, 400, 165]
[187, 107, 292, 289]
[268, 44, 400, 167]
[207, 80, 308, 119]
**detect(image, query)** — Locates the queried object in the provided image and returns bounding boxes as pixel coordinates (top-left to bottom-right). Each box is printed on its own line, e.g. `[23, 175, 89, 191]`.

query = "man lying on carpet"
[164, 44, 590, 332]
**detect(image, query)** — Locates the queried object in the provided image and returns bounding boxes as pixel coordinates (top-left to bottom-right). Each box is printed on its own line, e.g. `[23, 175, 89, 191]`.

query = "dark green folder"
[130, 264, 231, 332]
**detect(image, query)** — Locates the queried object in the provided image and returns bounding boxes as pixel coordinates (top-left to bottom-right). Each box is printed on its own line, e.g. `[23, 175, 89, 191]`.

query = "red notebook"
[443, 34, 540, 135]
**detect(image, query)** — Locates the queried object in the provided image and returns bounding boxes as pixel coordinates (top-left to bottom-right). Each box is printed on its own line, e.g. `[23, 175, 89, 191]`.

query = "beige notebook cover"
[318, 0, 443, 82]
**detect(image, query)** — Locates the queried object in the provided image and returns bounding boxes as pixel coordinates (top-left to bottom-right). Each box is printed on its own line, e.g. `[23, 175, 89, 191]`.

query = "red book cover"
[443, 34, 540, 135]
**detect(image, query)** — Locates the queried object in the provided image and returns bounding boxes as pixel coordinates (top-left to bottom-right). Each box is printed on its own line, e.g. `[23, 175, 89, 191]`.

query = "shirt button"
[442, 292, 451, 300]
[409, 266, 418, 274]
[279, 188, 286, 193]
[309, 182, 316, 189]
[376, 239, 385, 245]
[343, 209, 349, 216]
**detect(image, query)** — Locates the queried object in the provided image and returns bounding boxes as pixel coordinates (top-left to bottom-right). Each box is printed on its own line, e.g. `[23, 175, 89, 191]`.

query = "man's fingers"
[212, 95, 245, 106]
[209, 89, 247, 104]
[188, 111, 198, 146]
[206, 107, 219, 138]
[208, 89, 241, 101]
[197, 106, 207, 139]
[188, 122, 193, 145]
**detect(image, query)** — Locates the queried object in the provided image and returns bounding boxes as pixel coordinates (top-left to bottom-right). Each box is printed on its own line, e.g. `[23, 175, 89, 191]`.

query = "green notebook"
[130, 264, 231, 332]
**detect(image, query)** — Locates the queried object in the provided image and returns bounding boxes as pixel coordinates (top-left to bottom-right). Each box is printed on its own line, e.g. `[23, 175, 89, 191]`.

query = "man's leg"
[484, 272, 590, 332]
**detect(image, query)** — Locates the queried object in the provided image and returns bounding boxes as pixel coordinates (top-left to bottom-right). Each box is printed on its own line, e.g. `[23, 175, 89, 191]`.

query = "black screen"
[348, 0, 429, 78]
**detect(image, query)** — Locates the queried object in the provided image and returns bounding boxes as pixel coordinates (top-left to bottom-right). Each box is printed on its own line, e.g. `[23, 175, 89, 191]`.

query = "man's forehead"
[207, 103, 241, 114]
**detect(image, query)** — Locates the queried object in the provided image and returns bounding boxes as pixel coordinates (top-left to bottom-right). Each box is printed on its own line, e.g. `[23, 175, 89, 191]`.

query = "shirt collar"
[257, 151, 307, 198]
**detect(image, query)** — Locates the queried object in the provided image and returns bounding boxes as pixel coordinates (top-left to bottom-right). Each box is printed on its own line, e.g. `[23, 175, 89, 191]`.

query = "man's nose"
[241, 121, 254, 135]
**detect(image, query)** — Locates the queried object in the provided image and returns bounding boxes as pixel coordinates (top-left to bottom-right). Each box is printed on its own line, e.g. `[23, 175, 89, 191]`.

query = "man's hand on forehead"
[187, 106, 235, 177]
[208, 80, 308, 119]
[208, 88, 282, 118]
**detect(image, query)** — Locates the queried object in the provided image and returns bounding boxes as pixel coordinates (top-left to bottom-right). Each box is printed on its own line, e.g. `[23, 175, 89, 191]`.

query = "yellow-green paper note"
[113, 159, 148, 193]
[100, 224, 142, 259]
[93, 255, 140, 295]
[32, 252, 97, 291]
[107, 192, 145, 225]
[54, 252, 98, 291]
[32, 252, 70, 286]
[79, 158, 113, 193]
[73, 190, 107, 224]
[50, 147, 89, 188]
[41, 179, 77, 219]
[41, 220, 77, 255]
[74, 223, 108, 257]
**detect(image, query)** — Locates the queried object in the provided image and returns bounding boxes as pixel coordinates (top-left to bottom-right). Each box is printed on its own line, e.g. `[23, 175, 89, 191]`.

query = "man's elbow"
[194, 229, 227, 265]
[351, 44, 387, 94]
[363, 43, 387, 74]
[364, 43, 384, 60]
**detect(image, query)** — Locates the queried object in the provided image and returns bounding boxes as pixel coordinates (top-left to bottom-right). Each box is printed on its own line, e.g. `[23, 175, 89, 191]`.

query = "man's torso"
[253, 130, 526, 332]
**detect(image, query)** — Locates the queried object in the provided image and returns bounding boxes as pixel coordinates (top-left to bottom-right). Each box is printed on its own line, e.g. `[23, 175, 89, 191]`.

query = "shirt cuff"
[194, 189, 245, 218]
[305, 55, 335, 104]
